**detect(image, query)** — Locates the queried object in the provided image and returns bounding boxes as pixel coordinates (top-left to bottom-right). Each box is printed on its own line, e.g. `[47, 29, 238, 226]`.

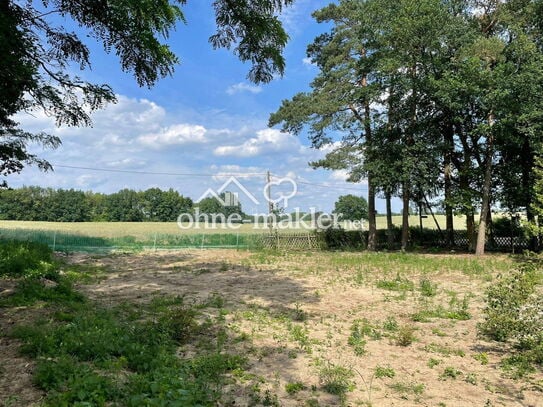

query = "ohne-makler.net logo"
[176, 176, 366, 231]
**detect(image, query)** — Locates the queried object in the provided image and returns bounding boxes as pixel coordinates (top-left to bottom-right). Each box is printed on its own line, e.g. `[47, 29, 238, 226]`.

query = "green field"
[0, 216, 467, 239]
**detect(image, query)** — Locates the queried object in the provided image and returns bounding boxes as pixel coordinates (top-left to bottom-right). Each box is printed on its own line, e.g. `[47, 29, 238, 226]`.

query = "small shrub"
[0, 240, 54, 278]
[157, 306, 199, 343]
[319, 362, 355, 396]
[395, 325, 416, 346]
[479, 264, 541, 342]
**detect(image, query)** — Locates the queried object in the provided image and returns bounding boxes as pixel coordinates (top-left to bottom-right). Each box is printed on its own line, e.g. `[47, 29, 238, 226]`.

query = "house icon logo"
[196, 176, 260, 207]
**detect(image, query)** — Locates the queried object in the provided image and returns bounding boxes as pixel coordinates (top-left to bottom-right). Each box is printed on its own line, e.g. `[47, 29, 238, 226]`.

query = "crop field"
[0, 216, 468, 239]
[1, 247, 541, 406]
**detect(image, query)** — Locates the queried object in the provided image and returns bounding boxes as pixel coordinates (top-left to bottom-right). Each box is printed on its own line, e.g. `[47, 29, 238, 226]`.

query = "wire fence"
[0, 228, 270, 252]
[0, 227, 531, 253]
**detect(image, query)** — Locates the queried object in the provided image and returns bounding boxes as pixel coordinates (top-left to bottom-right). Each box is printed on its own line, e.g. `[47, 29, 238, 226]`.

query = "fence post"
[236, 232, 239, 250]
[201, 234, 205, 250]
[153, 233, 158, 252]
[52, 230, 57, 252]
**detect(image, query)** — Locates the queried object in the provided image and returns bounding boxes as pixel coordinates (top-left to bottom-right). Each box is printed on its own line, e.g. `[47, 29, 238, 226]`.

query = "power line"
[51, 164, 368, 192]
[270, 174, 368, 192]
[52, 164, 268, 178]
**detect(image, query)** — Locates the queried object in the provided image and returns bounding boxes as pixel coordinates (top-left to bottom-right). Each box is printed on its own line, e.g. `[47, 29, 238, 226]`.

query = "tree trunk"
[367, 176, 377, 251]
[386, 191, 394, 249]
[362, 69, 377, 251]
[467, 211, 476, 252]
[476, 113, 495, 256]
[444, 122, 455, 247]
[401, 182, 410, 251]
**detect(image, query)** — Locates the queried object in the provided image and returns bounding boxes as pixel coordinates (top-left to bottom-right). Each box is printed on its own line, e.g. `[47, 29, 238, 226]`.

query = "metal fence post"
[52, 230, 57, 252]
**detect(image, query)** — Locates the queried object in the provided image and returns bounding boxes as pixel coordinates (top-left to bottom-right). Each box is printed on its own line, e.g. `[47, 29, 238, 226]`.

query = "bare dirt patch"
[2, 249, 542, 406]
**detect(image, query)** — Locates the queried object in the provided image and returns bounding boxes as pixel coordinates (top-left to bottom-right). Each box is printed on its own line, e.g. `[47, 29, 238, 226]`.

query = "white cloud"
[330, 170, 350, 181]
[226, 82, 263, 95]
[302, 57, 316, 66]
[213, 129, 300, 158]
[107, 158, 148, 169]
[138, 124, 208, 148]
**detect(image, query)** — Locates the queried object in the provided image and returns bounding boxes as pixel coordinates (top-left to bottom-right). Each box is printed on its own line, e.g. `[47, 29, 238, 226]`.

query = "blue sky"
[13, 0, 393, 214]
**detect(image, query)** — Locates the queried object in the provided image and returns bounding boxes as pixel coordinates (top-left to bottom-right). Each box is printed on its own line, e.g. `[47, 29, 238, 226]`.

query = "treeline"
[270, 1, 543, 254]
[0, 187, 193, 222]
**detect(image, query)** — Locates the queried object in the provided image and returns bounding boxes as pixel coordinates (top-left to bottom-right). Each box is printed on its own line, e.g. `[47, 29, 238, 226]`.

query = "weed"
[419, 278, 438, 297]
[424, 343, 465, 357]
[348, 319, 381, 356]
[262, 390, 280, 406]
[348, 326, 367, 356]
[285, 381, 305, 394]
[432, 328, 447, 337]
[465, 373, 478, 385]
[319, 362, 355, 397]
[376, 273, 414, 292]
[0, 278, 84, 307]
[427, 358, 442, 368]
[374, 366, 395, 378]
[292, 302, 308, 322]
[473, 352, 489, 365]
[389, 381, 425, 398]
[500, 354, 537, 379]
[395, 325, 416, 346]
[288, 324, 312, 353]
[382, 316, 399, 332]
[440, 366, 462, 380]
[201, 292, 226, 309]
[411, 295, 471, 322]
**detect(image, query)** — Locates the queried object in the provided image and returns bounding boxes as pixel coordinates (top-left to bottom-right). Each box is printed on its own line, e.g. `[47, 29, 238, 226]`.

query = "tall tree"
[269, 0, 382, 250]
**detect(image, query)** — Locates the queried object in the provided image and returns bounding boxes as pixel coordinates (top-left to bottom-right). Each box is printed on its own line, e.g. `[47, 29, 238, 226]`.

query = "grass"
[1, 240, 539, 406]
[1, 240, 249, 406]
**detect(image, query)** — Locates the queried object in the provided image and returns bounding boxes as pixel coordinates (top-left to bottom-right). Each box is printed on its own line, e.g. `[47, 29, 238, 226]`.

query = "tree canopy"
[0, 186, 193, 222]
[1, 0, 294, 183]
[333, 194, 368, 221]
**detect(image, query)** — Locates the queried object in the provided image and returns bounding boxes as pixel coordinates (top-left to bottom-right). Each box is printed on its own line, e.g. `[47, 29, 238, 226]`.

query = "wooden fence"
[259, 233, 323, 250]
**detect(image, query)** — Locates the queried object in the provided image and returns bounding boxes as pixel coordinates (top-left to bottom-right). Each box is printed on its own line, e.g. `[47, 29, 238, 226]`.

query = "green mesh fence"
[0, 228, 266, 253]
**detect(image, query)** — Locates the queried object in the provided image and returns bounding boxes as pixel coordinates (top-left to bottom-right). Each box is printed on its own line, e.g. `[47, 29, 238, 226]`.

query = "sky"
[12, 0, 394, 215]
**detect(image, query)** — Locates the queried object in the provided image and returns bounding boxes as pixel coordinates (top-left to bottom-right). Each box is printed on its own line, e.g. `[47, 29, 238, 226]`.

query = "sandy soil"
[1, 249, 542, 406]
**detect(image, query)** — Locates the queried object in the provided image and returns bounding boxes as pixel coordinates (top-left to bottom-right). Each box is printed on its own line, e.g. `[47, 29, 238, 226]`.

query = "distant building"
[223, 191, 239, 207]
